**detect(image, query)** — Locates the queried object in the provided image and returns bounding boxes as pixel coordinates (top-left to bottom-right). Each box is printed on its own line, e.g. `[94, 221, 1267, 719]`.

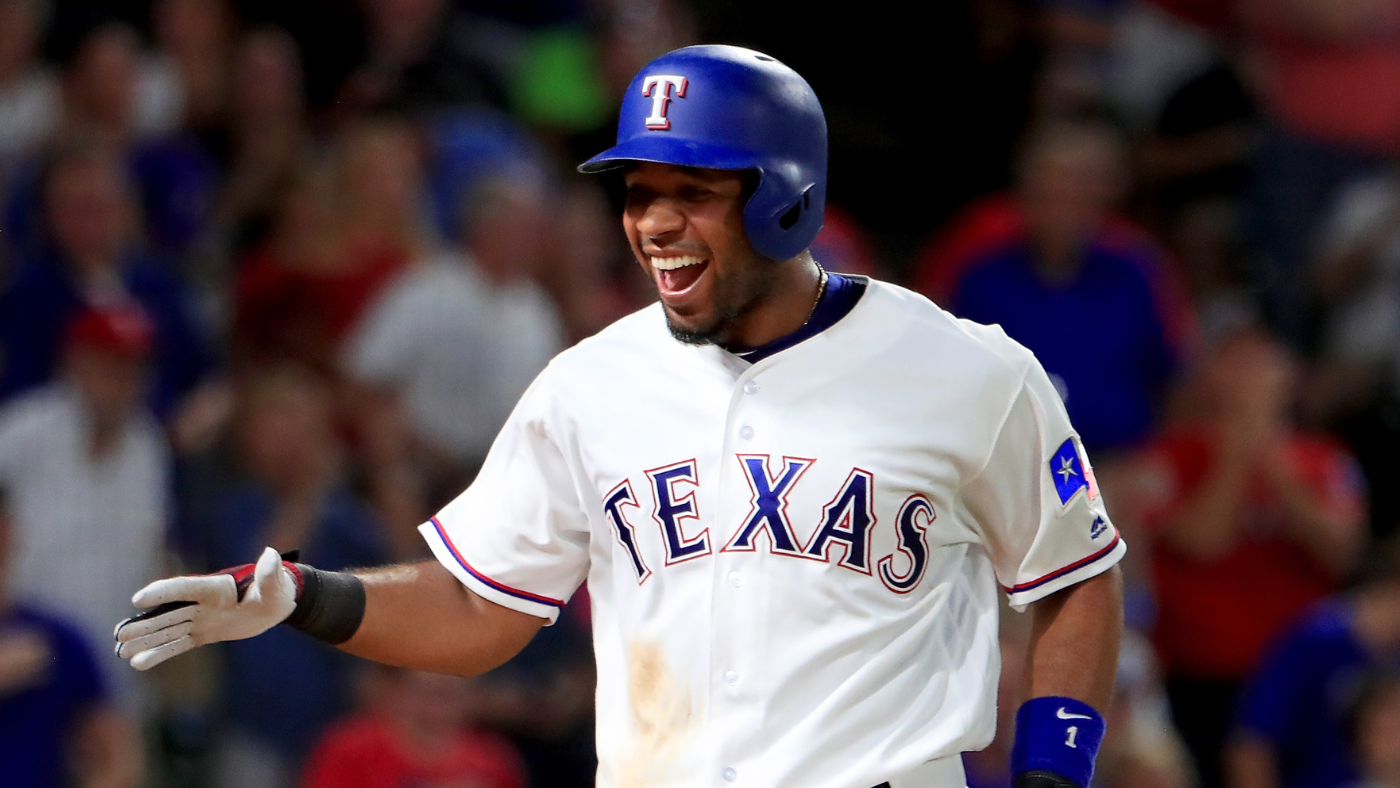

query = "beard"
[663, 303, 741, 346]
[659, 257, 775, 346]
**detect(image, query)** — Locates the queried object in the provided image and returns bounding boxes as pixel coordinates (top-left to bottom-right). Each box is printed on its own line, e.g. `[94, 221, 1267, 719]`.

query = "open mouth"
[651, 254, 709, 296]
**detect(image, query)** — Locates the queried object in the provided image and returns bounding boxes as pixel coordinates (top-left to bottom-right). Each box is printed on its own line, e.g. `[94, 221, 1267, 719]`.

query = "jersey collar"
[721, 273, 868, 364]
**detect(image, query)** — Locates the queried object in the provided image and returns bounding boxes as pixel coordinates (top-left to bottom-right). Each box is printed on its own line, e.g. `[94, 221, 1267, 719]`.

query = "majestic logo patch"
[1090, 515, 1107, 540]
[1050, 438, 1089, 506]
[642, 75, 687, 130]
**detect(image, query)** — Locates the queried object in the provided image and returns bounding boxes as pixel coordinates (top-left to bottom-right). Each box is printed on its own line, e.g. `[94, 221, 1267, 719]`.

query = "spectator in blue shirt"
[1227, 539, 1400, 788]
[175, 366, 389, 788]
[941, 119, 1193, 454]
[0, 141, 211, 419]
[1, 22, 216, 263]
[0, 488, 142, 788]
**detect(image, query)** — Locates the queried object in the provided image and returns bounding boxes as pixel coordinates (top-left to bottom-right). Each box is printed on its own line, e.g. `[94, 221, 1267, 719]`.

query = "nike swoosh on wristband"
[1056, 708, 1093, 720]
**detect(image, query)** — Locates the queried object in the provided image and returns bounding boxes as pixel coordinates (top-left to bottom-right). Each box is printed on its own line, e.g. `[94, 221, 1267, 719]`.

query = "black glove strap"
[1014, 771, 1082, 788]
[284, 564, 366, 645]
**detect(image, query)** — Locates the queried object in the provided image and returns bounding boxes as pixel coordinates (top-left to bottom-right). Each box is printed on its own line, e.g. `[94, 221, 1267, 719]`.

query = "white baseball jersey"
[421, 278, 1125, 788]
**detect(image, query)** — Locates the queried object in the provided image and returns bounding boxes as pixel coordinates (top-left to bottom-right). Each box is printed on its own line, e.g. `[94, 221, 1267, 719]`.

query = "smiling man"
[115, 46, 1124, 788]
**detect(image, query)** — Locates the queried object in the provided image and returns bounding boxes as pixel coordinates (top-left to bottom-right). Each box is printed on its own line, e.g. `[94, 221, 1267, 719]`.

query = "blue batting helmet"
[578, 45, 827, 262]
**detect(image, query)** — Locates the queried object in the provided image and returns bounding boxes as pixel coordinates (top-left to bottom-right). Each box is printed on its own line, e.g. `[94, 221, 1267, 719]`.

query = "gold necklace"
[804, 262, 828, 325]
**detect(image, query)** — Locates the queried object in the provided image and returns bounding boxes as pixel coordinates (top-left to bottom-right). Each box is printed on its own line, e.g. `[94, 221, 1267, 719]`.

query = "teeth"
[650, 255, 704, 271]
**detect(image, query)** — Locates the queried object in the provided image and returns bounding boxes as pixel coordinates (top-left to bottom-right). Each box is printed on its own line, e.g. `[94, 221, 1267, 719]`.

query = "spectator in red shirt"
[231, 164, 407, 380]
[1130, 324, 1366, 788]
[1239, 0, 1400, 156]
[232, 117, 432, 381]
[302, 666, 527, 788]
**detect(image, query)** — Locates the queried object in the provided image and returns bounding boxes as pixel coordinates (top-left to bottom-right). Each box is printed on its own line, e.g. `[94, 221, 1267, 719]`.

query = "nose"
[635, 198, 685, 244]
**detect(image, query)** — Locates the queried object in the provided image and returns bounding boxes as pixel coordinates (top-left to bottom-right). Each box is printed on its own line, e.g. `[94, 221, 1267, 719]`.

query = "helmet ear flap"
[745, 177, 825, 261]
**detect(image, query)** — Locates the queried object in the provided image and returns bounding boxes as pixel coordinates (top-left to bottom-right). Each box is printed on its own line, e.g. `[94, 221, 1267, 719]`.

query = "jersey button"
[728, 572, 743, 588]
[723, 767, 737, 782]
[743, 380, 759, 395]
[739, 425, 754, 440]
[724, 670, 738, 685]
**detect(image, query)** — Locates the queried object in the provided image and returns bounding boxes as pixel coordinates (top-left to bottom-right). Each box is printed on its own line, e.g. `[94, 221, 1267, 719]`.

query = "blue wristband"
[1010, 696, 1106, 788]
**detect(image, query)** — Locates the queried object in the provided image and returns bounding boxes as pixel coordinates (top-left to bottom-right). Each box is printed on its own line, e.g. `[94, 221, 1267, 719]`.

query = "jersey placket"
[707, 361, 774, 785]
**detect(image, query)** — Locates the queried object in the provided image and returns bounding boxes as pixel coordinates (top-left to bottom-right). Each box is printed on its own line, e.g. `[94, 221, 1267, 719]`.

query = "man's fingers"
[129, 636, 195, 671]
[250, 546, 284, 601]
[132, 574, 236, 609]
[117, 600, 193, 633]
[115, 620, 194, 659]
[115, 607, 195, 644]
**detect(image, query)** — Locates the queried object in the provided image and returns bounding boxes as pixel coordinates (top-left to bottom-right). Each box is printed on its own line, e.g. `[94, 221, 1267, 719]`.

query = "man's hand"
[114, 547, 298, 671]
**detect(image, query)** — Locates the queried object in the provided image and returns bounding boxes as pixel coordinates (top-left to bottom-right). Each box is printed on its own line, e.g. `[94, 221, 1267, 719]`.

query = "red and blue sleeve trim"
[1001, 532, 1122, 595]
[429, 517, 565, 608]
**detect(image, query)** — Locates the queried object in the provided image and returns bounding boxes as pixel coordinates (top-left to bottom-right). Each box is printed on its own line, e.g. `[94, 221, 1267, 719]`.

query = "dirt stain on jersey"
[617, 640, 693, 788]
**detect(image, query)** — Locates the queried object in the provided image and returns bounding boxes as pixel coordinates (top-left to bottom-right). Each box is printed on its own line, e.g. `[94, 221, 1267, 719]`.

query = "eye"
[624, 184, 655, 205]
[679, 185, 713, 202]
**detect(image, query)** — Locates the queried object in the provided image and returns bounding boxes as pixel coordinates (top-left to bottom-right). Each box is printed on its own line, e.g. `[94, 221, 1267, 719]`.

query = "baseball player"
[115, 45, 1125, 788]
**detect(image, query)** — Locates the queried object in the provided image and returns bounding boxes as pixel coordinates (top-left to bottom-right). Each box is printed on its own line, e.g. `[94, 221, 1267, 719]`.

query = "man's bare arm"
[1009, 566, 1124, 787]
[1025, 565, 1124, 711]
[339, 560, 547, 676]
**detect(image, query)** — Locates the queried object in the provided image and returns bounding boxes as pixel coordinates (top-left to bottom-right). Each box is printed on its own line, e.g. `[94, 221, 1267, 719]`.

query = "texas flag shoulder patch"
[1050, 437, 1090, 506]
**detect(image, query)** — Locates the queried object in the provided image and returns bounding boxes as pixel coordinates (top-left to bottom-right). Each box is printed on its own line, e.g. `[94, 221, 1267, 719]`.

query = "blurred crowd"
[0, 0, 1399, 787]
[941, 2, 1400, 788]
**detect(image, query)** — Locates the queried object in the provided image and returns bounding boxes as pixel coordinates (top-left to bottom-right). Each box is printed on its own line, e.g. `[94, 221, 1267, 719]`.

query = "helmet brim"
[577, 136, 760, 175]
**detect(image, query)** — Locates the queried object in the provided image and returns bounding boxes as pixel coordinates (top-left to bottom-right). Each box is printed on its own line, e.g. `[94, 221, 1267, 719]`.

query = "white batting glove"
[114, 547, 299, 671]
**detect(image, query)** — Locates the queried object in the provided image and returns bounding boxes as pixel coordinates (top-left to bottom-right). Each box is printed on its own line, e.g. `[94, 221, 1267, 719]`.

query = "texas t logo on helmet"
[642, 75, 687, 130]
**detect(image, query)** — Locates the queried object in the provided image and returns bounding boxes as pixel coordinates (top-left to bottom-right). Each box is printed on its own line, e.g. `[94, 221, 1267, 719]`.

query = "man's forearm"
[1026, 566, 1124, 711]
[1011, 567, 1124, 788]
[339, 560, 546, 676]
